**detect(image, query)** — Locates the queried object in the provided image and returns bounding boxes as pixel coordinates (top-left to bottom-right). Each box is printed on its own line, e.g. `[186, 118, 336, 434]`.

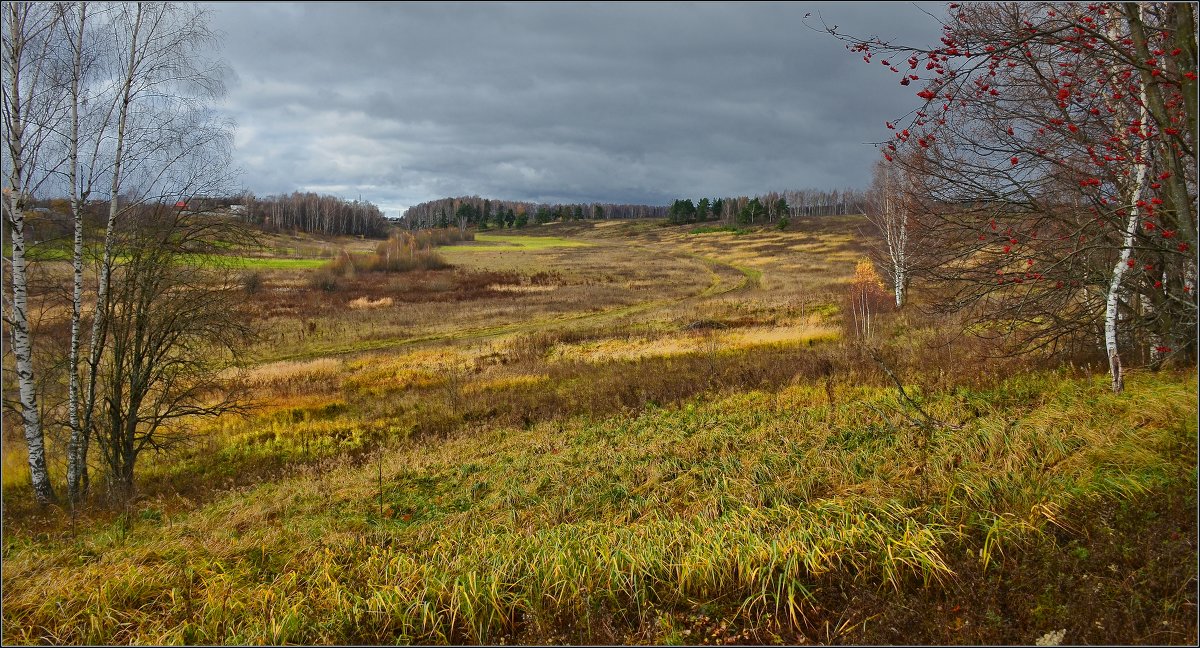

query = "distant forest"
[666, 189, 867, 226]
[12, 191, 392, 241]
[18, 187, 863, 241]
[401, 188, 865, 231]
[237, 192, 391, 238]
[400, 198, 669, 230]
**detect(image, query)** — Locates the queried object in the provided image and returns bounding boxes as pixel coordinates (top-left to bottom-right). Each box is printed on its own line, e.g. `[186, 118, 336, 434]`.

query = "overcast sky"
[207, 2, 944, 217]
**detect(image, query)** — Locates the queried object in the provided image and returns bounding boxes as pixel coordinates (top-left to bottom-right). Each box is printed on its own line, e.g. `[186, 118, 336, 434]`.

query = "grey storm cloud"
[207, 2, 944, 216]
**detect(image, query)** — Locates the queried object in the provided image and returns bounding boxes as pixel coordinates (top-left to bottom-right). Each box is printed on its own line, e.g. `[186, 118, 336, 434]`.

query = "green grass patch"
[446, 233, 593, 250]
[7, 246, 329, 270]
[25, 247, 72, 261]
[689, 225, 750, 235]
[229, 256, 333, 270]
[178, 254, 329, 270]
[4, 242, 73, 261]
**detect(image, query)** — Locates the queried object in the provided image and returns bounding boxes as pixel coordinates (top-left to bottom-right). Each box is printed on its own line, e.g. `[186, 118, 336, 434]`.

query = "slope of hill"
[3, 217, 1195, 645]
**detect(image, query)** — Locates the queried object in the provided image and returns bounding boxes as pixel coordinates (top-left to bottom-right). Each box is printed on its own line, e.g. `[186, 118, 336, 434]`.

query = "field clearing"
[3, 368, 1194, 645]
[225, 256, 331, 270]
[236, 228, 763, 363]
[3, 217, 1195, 645]
[181, 254, 331, 270]
[445, 233, 595, 250]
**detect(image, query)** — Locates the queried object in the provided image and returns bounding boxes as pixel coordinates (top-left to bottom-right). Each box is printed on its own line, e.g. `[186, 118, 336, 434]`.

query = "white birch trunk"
[3, 3, 58, 505]
[1147, 268, 1167, 365]
[65, 0, 88, 501]
[1104, 5, 1152, 394]
[4, 196, 54, 504]
[869, 162, 910, 309]
[888, 193, 908, 308]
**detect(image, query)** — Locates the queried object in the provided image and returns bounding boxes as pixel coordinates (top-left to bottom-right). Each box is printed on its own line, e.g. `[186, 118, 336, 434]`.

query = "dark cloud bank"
[209, 2, 943, 216]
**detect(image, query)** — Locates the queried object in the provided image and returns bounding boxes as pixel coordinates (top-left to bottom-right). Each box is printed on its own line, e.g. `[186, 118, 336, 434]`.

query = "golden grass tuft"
[240, 358, 343, 391]
[347, 296, 395, 309]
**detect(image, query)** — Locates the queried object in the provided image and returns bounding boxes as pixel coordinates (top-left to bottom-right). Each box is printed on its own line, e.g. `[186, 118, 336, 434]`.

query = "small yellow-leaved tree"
[847, 258, 890, 341]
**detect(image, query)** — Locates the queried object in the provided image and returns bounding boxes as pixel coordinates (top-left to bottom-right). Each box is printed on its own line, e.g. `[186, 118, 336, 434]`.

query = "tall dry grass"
[2, 368, 1194, 644]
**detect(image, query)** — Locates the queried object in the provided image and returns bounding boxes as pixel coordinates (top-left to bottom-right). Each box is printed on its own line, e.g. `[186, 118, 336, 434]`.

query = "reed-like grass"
[3, 368, 1193, 644]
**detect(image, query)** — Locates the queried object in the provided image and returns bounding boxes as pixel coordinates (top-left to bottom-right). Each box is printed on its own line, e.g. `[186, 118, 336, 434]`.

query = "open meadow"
[2, 217, 1196, 645]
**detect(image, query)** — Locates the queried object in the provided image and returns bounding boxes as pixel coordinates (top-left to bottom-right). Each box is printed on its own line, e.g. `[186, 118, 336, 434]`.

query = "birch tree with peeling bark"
[2, 1, 67, 505]
[4, 1, 234, 504]
[1102, 4, 1153, 394]
[57, 0, 114, 503]
[865, 157, 916, 308]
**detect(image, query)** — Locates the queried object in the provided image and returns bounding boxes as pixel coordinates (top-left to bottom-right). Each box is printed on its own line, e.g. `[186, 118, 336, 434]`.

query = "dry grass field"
[2, 217, 1195, 645]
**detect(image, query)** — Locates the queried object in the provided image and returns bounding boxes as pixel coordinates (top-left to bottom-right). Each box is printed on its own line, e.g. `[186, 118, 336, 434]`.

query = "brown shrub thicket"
[308, 229, 473, 290]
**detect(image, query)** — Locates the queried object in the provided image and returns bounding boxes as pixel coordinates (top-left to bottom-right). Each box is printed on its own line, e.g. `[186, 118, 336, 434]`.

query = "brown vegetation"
[2, 218, 1194, 646]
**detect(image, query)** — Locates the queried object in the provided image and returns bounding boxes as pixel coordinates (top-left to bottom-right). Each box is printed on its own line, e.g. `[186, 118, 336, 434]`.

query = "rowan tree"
[821, 1, 1197, 391]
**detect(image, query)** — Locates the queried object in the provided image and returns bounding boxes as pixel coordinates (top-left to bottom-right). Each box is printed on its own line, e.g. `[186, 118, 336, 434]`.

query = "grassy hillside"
[3, 218, 1196, 645]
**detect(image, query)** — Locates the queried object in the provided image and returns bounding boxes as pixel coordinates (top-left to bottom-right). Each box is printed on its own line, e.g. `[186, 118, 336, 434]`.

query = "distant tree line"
[236, 191, 390, 238]
[668, 188, 867, 226]
[401, 190, 865, 232]
[16, 191, 394, 241]
[400, 196, 669, 231]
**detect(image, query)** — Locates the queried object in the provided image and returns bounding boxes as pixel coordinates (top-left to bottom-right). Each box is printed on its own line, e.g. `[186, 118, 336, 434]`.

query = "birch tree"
[4, 1, 235, 505]
[58, 0, 113, 503]
[2, 1, 66, 505]
[76, 2, 230, 498]
[1103, 4, 1153, 394]
[865, 157, 915, 308]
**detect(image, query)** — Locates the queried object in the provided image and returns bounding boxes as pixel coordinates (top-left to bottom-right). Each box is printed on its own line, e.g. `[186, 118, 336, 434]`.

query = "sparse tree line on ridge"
[234, 191, 390, 238]
[17, 189, 392, 241]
